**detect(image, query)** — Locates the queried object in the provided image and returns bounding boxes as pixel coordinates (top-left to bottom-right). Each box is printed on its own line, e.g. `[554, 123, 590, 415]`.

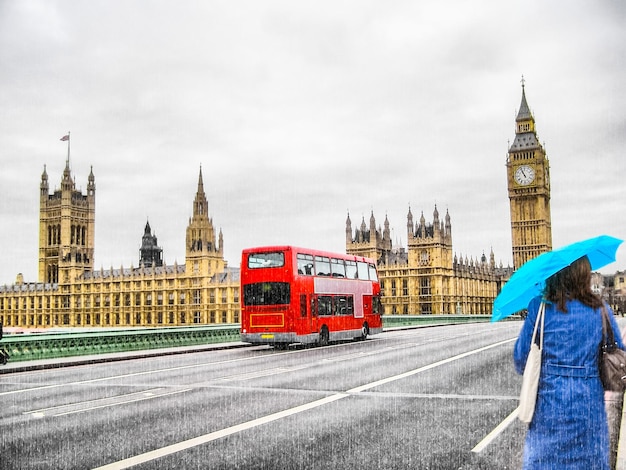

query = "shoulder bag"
[518, 301, 545, 423]
[599, 304, 626, 392]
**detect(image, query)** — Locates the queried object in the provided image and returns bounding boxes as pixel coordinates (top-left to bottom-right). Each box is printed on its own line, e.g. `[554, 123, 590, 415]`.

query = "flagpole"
[60, 132, 71, 162]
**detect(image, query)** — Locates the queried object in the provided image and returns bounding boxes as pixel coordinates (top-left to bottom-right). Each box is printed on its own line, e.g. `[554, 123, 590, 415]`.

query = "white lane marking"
[218, 364, 310, 382]
[92, 393, 349, 470]
[347, 338, 515, 393]
[357, 391, 519, 401]
[23, 388, 192, 418]
[0, 369, 194, 397]
[0, 353, 291, 397]
[53, 388, 192, 417]
[471, 407, 520, 453]
[1, 340, 365, 396]
[25, 389, 165, 414]
[0, 326, 514, 397]
[94, 337, 516, 469]
[323, 348, 393, 362]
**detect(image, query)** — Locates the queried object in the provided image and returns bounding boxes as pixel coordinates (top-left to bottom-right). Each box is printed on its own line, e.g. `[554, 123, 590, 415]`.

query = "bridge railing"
[0, 325, 241, 362]
[0, 314, 518, 363]
[382, 314, 518, 328]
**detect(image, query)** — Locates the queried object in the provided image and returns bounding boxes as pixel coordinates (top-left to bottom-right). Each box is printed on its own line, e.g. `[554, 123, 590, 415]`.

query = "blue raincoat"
[514, 296, 624, 469]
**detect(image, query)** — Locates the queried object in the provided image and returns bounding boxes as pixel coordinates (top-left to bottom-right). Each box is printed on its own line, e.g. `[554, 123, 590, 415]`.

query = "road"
[1, 322, 528, 469]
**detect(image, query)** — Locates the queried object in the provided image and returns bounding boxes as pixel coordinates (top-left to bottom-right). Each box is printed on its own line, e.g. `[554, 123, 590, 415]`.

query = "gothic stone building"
[0, 165, 239, 329]
[506, 81, 552, 269]
[0, 83, 554, 327]
[346, 82, 552, 316]
[346, 207, 513, 315]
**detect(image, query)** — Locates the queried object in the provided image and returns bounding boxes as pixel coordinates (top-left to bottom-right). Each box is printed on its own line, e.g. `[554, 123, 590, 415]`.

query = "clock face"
[514, 165, 535, 185]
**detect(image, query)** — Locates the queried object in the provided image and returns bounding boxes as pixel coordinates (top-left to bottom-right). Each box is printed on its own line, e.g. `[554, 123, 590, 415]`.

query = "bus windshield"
[243, 282, 290, 306]
[247, 252, 285, 269]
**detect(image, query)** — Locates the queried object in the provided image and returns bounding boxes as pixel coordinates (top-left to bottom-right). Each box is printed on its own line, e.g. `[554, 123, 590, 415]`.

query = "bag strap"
[531, 301, 546, 349]
[601, 303, 617, 353]
[539, 301, 546, 350]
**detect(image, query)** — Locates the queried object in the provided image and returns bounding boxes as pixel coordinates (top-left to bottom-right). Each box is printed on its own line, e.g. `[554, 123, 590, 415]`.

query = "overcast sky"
[1, 0, 625, 285]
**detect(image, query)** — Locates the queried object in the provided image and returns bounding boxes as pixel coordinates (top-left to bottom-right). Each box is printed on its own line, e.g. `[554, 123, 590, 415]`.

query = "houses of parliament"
[0, 84, 552, 328]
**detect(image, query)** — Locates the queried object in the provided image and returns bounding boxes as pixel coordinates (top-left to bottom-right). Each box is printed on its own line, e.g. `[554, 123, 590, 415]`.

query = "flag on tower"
[60, 134, 70, 141]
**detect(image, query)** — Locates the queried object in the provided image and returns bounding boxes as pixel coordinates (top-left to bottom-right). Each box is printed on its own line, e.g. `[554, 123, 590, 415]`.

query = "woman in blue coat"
[514, 256, 624, 469]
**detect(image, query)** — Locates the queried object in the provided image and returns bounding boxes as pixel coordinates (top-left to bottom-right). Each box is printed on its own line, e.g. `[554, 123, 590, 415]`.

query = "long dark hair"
[543, 256, 603, 312]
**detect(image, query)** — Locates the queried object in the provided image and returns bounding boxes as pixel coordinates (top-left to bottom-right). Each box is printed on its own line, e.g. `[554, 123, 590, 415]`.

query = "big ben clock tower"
[507, 80, 552, 269]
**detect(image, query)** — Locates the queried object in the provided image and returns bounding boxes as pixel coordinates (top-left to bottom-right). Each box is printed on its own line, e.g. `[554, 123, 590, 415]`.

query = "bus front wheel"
[318, 327, 330, 347]
[360, 323, 369, 340]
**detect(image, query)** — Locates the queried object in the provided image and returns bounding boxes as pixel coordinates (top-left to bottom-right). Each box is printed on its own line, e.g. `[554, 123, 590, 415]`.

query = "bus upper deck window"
[331, 258, 346, 278]
[248, 252, 285, 269]
[368, 264, 378, 282]
[357, 261, 369, 280]
[297, 253, 315, 276]
[315, 256, 331, 277]
[345, 260, 358, 279]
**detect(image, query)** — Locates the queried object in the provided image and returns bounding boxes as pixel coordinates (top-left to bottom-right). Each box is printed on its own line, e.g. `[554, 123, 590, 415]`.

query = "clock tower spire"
[506, 79, 552, 269]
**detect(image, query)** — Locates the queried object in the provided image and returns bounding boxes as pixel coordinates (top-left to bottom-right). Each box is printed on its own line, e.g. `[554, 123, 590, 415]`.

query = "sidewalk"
[616, 394, 626, 470]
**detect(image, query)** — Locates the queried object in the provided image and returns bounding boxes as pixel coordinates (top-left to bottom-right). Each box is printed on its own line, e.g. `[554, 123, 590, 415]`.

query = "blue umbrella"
[492, 235, 623, 322]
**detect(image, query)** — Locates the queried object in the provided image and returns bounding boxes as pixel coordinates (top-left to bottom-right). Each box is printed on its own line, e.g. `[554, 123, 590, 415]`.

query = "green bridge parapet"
[382, 314, 518, 328]
[0, 315, 518, 363]
[0, 325, 241, 363]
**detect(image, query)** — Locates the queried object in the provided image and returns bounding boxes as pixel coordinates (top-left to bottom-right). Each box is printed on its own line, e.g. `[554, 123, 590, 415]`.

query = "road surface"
[1, 322, 528, 469]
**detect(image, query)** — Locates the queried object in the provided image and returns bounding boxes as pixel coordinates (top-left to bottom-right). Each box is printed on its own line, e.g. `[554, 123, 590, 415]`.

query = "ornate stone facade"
[139, 221, 163, 268]
[506, 82, 552, 269]
[0, 167, 239, 328]
[345, 83, 554, 316]
[0, 82, 559, 326]
[38, 159, 95, 284]
[346, 207, 512, 315]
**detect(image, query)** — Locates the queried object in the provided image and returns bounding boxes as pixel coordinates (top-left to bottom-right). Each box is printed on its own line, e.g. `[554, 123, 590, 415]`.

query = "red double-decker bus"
[240, 246, 382, 348]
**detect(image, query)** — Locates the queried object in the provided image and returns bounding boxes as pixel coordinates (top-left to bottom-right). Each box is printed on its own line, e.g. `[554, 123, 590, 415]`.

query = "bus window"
[248, 252, 285, 269]
[315, 256, 331, 277]
[335, 296, 353, 316]
[300, 294, 307, 317]
[318, 295, 333, 316]
[297, 253, 315, 276]
[373, 295, 382, 315]
[243, 282, 290, 306]
[345, 260, 358, 279]
[368, 263, 378, 282]
[357, 261, 369, 280]
[331, 258, 346, 278]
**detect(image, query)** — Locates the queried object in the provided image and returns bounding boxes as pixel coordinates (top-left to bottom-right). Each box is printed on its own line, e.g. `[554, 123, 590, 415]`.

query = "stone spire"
[185, 166, 225, 275]
[139, 219, 163, 268]
[40, 165, 49, 197]
[193, 166, 208, 218]
[61, 156, 74, 191]
[516, 77, 533, 123]
[345, 212, 352, 244]
[87, 165, 95, 196]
